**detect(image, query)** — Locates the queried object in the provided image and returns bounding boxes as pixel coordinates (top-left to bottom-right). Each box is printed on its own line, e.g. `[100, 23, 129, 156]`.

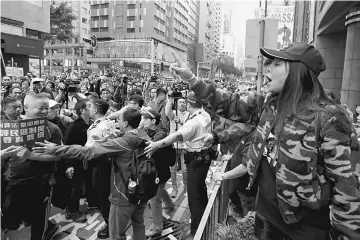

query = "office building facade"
[1, 0, 50, 76]
[293, 1, 360, 113]
[197, 0, 222, 75]
[88, 0, 189, 73]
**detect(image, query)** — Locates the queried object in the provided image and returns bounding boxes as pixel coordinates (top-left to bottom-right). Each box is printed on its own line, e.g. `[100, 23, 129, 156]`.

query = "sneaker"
[170, 187, 178, 198]
[42, 222, 61, 240]
[65, 211, 87, 223]
[97, 224, 109, 239]
[145, 226, 162, 238]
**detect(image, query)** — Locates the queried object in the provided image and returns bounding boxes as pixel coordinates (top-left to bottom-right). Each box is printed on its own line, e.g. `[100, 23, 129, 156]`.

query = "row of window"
[154, 15, 165, 25]
[91, 27, 109, 32]
[176, 0, 188, 14]
[91, 15, 109, 21]
[174, 28, 187, 39]
[154, 27, 165, 37]
[154, 3, 165, 14]
[91, 3, 109, 9]
[125, 27, 144, 33]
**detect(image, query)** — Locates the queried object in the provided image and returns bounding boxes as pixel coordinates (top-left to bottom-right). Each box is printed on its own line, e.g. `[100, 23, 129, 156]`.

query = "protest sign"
[0, 118, 46, 149]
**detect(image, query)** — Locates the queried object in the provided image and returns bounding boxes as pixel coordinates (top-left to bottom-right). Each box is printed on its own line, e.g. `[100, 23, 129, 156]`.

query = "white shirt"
[86, 117, 116, 147]
[170, 110, 190, 149]
[177, 109, 211, 152]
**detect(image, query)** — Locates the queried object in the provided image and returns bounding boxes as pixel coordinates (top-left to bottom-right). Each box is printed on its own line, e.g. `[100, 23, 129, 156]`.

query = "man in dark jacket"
[52, 100, 91, 222]
[32, 107, 150, 240]
[141, 108, 176, 237]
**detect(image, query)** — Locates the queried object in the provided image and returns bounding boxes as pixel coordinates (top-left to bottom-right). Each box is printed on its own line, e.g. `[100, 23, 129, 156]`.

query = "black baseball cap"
[141, 108, 161, 121]
[260, 42, 326, 76]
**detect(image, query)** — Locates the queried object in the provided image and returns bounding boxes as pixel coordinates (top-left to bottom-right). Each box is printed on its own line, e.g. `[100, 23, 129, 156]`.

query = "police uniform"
[177, 107, 213, 235]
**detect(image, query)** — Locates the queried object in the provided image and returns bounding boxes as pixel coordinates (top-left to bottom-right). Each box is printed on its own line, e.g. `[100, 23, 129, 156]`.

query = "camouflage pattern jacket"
[247, 96, 360, 240]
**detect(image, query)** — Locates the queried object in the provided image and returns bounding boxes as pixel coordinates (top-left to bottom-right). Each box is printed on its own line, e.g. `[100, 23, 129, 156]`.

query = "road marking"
[61, 233, 81, 240]
[53, 214, 73, 224]
[172, 196, 188, 221]
[94, 221, 106, 232]
[86, 212, 99, 224]
[61, 222, 76, 232]
[85, 220, 100, 230]
[161, 227, 173, 236]
[168, 234, 177, 240]
[87, 232, 98, 240]
[49, 213, 60, 220]
[71, 223, 86, 235]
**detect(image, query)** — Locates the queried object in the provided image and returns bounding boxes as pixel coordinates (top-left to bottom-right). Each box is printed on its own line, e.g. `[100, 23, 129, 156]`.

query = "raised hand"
[169, 50, 194, 81]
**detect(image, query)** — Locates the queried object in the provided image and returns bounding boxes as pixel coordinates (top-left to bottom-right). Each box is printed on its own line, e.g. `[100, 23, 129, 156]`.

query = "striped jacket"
[247, 97, 360, 240]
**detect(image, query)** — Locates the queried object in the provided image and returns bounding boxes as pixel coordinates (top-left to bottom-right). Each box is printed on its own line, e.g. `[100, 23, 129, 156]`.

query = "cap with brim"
[49, 100, 60, 108]
[32, 78, 45, 83]
[259, 42, 326, 76]
[260, 48, 297, 61]
[141, 108, 160, 120]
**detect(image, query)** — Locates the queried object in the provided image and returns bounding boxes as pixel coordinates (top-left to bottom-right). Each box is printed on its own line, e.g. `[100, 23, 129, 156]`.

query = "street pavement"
[6, 162, 222, 240]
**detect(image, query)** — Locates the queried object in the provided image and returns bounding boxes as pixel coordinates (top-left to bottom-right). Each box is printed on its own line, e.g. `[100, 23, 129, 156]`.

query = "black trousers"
[52, 161, 85, 213]
[185, 155, 210, 234]
[2, 181, 47, 240]
[85, 159, 111, 223]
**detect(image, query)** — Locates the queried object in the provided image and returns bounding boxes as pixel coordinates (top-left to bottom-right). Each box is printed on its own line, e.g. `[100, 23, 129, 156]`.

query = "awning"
[1, 32, 43, 58]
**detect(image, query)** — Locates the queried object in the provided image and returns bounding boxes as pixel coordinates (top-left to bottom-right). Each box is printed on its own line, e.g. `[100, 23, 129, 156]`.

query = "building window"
[139, 15, 142, 20]
[127, 16, 135, 21]
[139, 27, 142, 32]
[100, 27, 108, 32]
[82, 7, 87, 15]
[127, 28, 135, 33]
[82, 18, 88, 23]
[128, 4, 136, 9]
[91, 4, 99, 9]
[91, 16, 99, 21]
[91, 28, 99, 32]
[140, 3, 142, 8]
[100, 3, 109, 8]
[100, 15, 109, 20]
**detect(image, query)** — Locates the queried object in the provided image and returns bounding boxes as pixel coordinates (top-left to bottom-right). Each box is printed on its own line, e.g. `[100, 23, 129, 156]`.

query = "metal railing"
[194, 161, 231, 240]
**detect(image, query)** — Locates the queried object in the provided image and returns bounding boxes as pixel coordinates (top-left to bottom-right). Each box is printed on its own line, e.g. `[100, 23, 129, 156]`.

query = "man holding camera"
[148, 88, 170, 133]
[165, 93, 190, 197]
[145, 93, 215, 240]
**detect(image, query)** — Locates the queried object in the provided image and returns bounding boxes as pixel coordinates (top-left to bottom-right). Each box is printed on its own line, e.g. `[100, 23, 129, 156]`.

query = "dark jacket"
[49, 129, 149, 205]
[146, 126, 176, 183]
[246, 97, 360, 239]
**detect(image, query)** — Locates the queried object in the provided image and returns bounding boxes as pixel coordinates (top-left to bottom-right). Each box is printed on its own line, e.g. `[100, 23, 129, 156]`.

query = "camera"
[62, 78, 80, 93]
[168, 89, 183, 99]
[150, 75, 157, 82]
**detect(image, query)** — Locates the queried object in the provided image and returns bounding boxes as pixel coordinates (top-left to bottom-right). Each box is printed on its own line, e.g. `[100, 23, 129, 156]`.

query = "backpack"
[125, 140, 159, 205]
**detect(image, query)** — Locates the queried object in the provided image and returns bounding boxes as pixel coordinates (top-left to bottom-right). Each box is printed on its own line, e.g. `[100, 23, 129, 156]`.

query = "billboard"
[244, 19, 278, 76]
[260, 6, 295, 49]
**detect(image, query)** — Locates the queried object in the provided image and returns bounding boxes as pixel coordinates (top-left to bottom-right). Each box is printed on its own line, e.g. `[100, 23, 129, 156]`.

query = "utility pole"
[257, 0, 267, 94]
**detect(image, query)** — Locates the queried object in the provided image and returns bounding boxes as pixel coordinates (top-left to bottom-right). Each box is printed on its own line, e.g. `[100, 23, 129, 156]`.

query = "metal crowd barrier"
[193, 160, 231, 240]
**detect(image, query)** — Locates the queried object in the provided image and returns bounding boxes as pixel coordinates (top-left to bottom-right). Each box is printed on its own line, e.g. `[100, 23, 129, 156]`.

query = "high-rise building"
[88, 0, 191, 74]
[44, 0, 92, 74]
[1, 0, 50, 76]
[220, 5, 235, 61]
[197, 0, 222, 74]
[187, 0, 200, 73]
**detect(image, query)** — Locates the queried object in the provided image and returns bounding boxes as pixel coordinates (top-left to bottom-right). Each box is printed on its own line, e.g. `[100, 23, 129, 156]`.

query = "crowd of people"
[1, 42, 360, 240]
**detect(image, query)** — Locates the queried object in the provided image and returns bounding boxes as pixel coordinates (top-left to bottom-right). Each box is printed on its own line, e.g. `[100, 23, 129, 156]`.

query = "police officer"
[145, 92, 214, 240]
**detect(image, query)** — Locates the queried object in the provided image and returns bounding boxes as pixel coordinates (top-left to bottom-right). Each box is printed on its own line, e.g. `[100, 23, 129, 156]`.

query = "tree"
[43, 3, 77, 44]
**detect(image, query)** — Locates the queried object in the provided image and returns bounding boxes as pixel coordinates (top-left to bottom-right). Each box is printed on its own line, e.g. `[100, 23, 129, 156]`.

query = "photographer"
[29, 78, 55, 99]
[148, 87, 169, 133]
[55, 78, 86, 111]
[165, 91, 190, 197]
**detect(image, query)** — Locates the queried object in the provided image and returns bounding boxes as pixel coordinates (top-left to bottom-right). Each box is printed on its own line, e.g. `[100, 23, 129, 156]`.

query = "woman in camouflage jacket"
[169, 43, 360, 240]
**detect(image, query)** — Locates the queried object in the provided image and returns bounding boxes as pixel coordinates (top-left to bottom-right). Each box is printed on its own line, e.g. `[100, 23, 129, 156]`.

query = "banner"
[5, 67, 24, 77]
[0, 118, 47, 149]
